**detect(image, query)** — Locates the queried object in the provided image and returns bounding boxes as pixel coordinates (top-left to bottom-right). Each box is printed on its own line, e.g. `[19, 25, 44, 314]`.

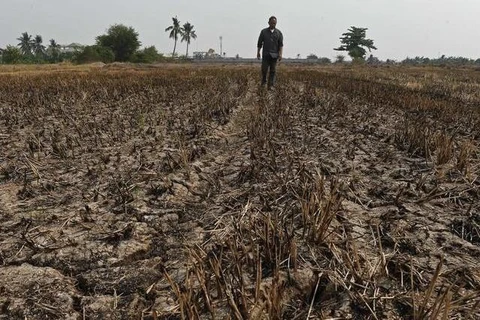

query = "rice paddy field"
[0, 63, 479, 319]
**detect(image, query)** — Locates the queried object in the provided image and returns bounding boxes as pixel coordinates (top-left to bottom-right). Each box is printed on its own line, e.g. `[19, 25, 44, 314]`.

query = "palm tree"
[181, 22, 197, 57]
[17, 32, 34, 56]
[33, 35, 46, 57]
[48, 39, 61, 62]
[165, 16, 182, 57]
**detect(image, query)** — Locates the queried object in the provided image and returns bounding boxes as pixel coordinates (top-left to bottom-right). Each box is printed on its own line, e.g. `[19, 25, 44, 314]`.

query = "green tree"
[2, 45, 23, 64]
[17, 32, 34, 56]
[181, 22, 197, 57]
[33, 35, 46, 58]
[96, 24, 141, 62]
[334, 26, 377, 61]
[306, 54, 318, 60]
[165, 16, 182, 57]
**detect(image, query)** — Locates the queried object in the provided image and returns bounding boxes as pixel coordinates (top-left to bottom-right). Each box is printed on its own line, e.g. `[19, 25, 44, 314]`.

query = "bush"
[335, 55, 345, 64]
[75, 45, 115, 64]
[318, 57, 332, 64]
[1, 45, 23, 64]
[130, 46, 164, 63]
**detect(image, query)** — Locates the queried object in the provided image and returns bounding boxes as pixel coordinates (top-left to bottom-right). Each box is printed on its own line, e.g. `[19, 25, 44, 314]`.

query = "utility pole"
[219, 36, 223, 58]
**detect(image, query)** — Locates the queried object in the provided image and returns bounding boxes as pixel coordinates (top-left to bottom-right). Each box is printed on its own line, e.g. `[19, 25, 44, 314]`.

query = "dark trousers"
[261, 55, 278, 88]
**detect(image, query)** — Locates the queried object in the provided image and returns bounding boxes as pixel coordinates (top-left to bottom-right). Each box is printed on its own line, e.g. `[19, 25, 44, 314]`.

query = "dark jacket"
[257, 28, 283, 58]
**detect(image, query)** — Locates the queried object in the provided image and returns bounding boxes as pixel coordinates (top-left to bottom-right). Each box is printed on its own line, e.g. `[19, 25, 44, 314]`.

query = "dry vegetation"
[0, 63, 479, 319]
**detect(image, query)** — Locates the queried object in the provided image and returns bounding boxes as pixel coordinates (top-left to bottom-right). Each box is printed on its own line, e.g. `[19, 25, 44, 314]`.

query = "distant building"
[193, 49, 222, 59]
[193, 52, 205, 59]
[59, 43, 84, 53]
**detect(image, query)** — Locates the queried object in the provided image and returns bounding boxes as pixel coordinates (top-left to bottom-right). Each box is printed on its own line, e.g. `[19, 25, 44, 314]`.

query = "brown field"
[0, 63, 479, 319]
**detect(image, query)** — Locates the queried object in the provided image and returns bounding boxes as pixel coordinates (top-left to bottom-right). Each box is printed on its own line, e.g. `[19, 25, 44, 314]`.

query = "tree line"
[2, 23, 480, 66]
[0, 16, 197, 64]
[307, 26, 480, 66]
[2, 33, 65, 64]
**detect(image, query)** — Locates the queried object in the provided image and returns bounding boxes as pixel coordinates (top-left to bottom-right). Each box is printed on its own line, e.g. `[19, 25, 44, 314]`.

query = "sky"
[1, 0, 479, 60]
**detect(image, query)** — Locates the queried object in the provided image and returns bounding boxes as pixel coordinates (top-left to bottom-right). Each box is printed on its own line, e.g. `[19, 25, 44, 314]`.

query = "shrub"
[130, 46, 164, 63]
[1, 45, 23, 64]
[75, 45, 115, 64]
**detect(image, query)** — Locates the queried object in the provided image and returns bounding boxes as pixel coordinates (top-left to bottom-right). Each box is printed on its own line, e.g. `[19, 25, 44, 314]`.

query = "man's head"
[268, 16, 277, 30]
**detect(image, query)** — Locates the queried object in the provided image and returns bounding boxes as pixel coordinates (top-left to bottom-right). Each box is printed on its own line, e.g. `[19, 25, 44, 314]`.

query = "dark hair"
[269, 16, 277, 22]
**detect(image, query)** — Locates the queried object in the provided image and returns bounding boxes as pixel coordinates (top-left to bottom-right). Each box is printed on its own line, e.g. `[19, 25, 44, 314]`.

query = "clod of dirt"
[0, 263, 79, 319]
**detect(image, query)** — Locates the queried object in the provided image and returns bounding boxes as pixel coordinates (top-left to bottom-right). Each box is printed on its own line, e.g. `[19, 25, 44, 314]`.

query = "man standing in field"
[257, 16, 283, 89]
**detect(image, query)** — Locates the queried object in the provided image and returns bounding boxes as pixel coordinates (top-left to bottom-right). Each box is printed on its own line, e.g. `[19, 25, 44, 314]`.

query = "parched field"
[0, 63, 479, 319]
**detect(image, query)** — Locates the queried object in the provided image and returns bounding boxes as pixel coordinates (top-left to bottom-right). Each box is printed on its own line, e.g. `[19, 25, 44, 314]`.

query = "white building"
[59, 43, 84, 53]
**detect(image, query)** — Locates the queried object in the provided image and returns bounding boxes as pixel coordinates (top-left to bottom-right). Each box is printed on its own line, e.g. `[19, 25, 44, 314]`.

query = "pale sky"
[1, 0, 479, 60]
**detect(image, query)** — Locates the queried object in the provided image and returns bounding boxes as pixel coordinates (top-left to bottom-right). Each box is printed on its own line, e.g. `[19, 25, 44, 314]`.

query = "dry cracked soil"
[0, 64, 479, 319]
